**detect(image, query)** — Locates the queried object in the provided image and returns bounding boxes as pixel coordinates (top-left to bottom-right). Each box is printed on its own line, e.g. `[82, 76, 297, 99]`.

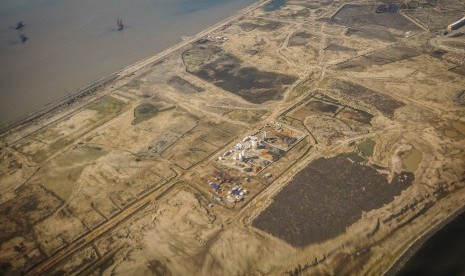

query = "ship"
[117, 18, 124, 31]
[15, 21, 24, 30]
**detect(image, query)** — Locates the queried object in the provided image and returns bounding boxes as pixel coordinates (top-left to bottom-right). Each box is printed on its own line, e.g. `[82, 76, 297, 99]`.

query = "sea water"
[0, 0, 256, 126]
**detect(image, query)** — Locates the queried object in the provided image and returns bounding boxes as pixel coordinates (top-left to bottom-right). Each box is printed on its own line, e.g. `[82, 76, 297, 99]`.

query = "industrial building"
[217, 122, 305, 174]
[448, 16, 465, 31]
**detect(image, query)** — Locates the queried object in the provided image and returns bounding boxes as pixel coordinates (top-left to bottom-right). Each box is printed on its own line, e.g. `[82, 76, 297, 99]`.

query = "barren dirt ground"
[1, 0, 465, 275]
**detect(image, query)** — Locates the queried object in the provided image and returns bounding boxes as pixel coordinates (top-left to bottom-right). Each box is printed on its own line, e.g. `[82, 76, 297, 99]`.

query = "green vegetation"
[356, 139, 376, 157]
[133, 103, 159, 125]
[88, 96, 126, 118]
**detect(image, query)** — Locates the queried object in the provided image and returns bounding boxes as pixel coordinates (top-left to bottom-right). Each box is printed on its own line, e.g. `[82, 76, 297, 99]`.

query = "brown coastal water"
[0, 0, 256, 126]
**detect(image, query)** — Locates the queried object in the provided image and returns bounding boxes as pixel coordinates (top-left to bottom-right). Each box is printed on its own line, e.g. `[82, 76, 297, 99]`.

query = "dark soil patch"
[0, 185, 62, 244]
[450, 65, 465, 76]
[289, 31, 315, 46]
[253, 155, 413, 247]
[335, 46, 420, 70]
[148, 259, 172, 276]
[444, 41, 465, 50]
[239, 19, 283, 32]
[456, 90, 465, 106]
[332, 4, 419, 31]
[330, 80, 404, 118]
[311, 100, 339, 113]
[288, 8, 312, 17]
[133, 103, 159, 125]
[312, 100, 338, 112]
[190, 52, 297, 104]
[289, 99, 340, 120]
[344, 26, 399, 42]
[337, 107, 373, 125]
[325, 44, 355, 52]
[430, 49, 447, 59]
[168, 76, 204, 94]
[403, 9, 464, 30]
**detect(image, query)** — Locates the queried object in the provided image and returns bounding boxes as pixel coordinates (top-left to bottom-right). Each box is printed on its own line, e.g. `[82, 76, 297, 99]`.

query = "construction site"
[0, 0, 465, 275]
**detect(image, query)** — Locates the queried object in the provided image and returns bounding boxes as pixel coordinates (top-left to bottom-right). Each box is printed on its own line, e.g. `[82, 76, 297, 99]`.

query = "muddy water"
[0, 0, 256, 126]
[444, 121, 465, 138]
[401, 148, 422, 173]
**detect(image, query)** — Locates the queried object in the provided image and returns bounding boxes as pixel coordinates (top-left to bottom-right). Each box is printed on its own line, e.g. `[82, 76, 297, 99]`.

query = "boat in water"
[117, 18, 124, 31]
[20, 34, 28, 43]
[15, 21, 24, 30]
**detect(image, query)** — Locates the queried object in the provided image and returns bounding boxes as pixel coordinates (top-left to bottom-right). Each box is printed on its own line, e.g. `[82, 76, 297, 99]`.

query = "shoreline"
[382, 204, 465, 276]
[0, 0, 267, 138]
[1, 0, 463, 275]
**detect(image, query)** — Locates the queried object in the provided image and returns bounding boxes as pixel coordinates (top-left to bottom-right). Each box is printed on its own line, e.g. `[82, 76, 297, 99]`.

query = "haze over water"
[0, 0, 256, 126]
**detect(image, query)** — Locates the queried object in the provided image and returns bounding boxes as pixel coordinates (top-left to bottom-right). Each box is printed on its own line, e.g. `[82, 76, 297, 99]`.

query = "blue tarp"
[210, 183, 219, 190]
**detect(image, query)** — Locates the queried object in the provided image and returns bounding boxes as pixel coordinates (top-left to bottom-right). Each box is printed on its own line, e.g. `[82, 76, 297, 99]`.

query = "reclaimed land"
[253, 155, 413, 247]
[0, 0, 465, 275]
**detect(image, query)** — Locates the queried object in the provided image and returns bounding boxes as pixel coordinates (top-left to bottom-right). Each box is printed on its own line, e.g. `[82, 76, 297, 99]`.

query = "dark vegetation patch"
[239, 19, 283, 32]
[310, 100, 339, 113]
[289, 99, 340, 121]
[430, 49, 447, 59]
[182, 42, 223, 72]
[133, 103, 175, 125]
[456, 90, 465, 106]
[449, 32, 464, 38]
[49, 246, 98, 275]
[344, 26, 399, 42]
[253, 155, 413, 247]
[403, 9, 465, 30]
[133, 103, 159, 125]
[443, 41, 465, 50]
[289, 31, 315, 47]
[331, 4, 419, 31]
[345, 28, 360, 36]
[330, 80, 404, 118]
[287, 0, 330, 8]
[288, 8, 312, 17]
[343, 151, 367, 163]
[168, 76, 204, 94]
[0, 185, 62, 244]
[335, 46, 420, 70]
[450, 66, 465, 76]
[337, 107, 373, 125]
[148, 259, 172, 276]
[325, 44, 355, 52]
[183, 42, 297, 104]
[0, 262, 12, 275]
